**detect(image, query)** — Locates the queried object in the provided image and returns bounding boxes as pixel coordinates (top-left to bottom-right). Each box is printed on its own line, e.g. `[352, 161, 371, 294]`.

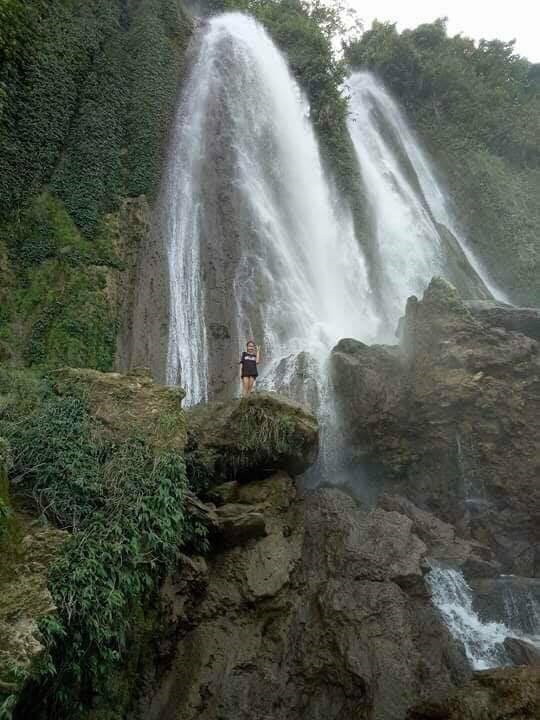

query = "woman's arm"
[256, 346, 261, 363]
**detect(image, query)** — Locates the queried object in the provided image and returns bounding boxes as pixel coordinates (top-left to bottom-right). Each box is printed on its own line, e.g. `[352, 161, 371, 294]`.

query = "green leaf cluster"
[0, 194, 119, 370]
[0, 0, 193, 373]
[0, 374, 189, 718]
[0, 0, 193, 232]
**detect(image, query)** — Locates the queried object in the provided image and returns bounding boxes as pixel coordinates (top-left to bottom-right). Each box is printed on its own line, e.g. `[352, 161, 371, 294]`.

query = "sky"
[347, 0, 540, 62]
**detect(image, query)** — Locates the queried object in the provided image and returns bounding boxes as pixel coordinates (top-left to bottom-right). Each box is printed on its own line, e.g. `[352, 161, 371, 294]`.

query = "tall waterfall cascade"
[160, 12, 527, 676]
[165, 12, 378, 405]
[345, 71, 508, 330]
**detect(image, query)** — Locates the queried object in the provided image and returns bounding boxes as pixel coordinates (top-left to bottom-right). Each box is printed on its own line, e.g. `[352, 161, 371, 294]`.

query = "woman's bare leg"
[241, 377, 250, 396]
[248, 377, 256, 394]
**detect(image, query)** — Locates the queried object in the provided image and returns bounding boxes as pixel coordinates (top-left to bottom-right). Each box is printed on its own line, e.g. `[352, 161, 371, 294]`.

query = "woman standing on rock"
[239, 340, 260, 396]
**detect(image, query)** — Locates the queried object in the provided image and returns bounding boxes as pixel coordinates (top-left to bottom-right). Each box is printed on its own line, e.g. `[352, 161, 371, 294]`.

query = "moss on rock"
[0, 510, 67, 714]
[52, 366, 186, 451]
[185, 392, 319, 487]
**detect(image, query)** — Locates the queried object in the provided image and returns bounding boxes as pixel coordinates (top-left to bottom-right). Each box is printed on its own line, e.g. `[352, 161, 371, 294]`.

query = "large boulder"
[378, 494, 500, 576]
[185, 392, 319, 483]
[332, 278, 540, 575]
[408, 667, 540, 719]
[53, 366, 186, 451]
[136, 481, 470, 720]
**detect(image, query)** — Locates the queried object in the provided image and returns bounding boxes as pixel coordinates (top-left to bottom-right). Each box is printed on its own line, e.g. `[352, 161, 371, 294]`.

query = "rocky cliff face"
[136, 475, 473, 720]
[331, 278, 540, 576]
[128, 281, 540, 719]
[4, 281, 540, 718]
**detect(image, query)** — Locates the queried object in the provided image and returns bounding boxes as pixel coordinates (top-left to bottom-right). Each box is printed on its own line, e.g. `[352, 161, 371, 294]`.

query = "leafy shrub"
[0, 194, 120, 370]
[0, 381, 190, 717]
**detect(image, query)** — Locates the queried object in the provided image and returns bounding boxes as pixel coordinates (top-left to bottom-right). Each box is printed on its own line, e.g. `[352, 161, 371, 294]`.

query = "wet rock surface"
[466, 300, 540, 341]
[504, 638, 540, 667]
[332, 278, 540, 575]
[407, 666, 540, 719]
[137, 477, 470, 720]
[469, 575, 540, 635]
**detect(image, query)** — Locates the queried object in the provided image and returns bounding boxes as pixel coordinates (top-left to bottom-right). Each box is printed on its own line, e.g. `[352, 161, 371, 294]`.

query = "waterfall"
[165, 13, 378, 405]
[499, 576, 540, 638]
[427, 564, 511, 670]
[345, 71, 508, 332]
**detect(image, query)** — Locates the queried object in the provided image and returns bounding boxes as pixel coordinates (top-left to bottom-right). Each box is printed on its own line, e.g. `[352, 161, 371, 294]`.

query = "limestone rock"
[185, 392, 318, 482]
[137, 482, 470, 720]
[469, 576, 540, 635]
[407, 667, 540, 719]
[466, 300, 540, 341]
[214, 502, 267, 545]
[378, 494, 500, 575]
[53, 366, 186, 451]
[332, 278, 540, 574]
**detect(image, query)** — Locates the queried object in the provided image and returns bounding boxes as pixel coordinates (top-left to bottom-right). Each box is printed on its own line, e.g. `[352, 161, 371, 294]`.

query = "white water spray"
[166, 13, 378, 404]
[346, 71, 507, 331]
[427, 564, 511, 669]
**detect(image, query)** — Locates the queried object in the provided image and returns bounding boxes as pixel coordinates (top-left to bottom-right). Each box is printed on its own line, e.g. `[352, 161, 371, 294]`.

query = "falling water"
[165, 13, 378, 405]
[499, 576, 540, 637]
[346, 71, 507, 332]
[427, 564, 511, 669]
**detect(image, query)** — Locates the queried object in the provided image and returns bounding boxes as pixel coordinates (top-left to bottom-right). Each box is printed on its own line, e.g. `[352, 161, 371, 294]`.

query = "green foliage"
[125, 0, 193, 198]
[0, 0, 193, 232]
[0, 434, 11, 544]
[0, 381, 189, 718]
[345, 19, 537, 165]
[0, 497, 10, 542]
[0, 194, 120, 370]
[236, 397, 296, 457]
[0, 1, 115, 222]
[344, 19, 540, 304]
[51, 34, 127, 234]
[0, 0, 193, 374]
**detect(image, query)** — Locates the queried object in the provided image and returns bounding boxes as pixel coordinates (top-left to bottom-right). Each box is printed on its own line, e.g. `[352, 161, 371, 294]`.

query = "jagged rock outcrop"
[332, 278, 540, 575]
[137, 475, 471, 720]
[378, 494, 500, 576]
[408, 667, 540, 719]
[466, 300, 540, 341]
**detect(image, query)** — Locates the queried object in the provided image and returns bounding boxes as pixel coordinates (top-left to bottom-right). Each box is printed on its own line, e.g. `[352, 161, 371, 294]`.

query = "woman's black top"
[240, 351, 258, 378]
